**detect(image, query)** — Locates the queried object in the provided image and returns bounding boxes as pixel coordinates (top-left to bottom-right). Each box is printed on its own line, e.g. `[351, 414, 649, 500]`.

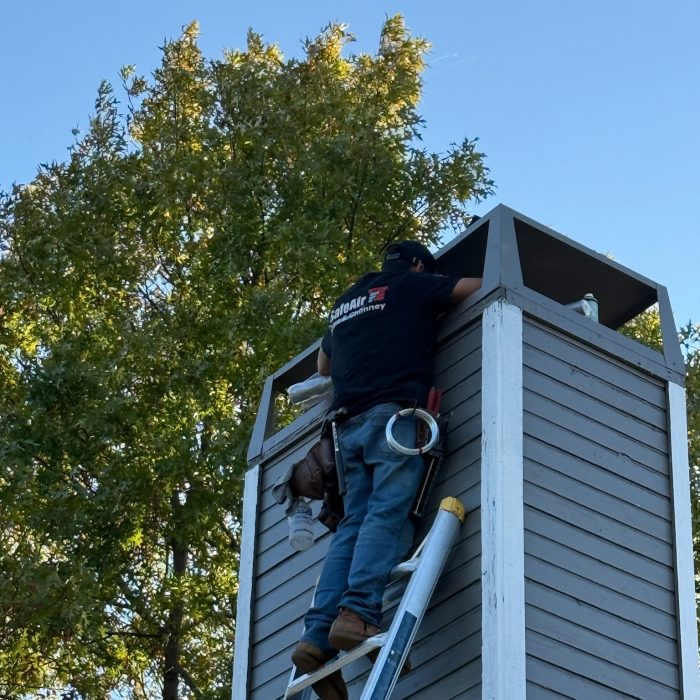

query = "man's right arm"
[450, 277, 482, 303]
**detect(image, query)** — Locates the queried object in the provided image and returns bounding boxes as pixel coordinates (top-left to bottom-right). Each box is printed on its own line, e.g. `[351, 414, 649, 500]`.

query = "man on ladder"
[291, 241, 481, 699]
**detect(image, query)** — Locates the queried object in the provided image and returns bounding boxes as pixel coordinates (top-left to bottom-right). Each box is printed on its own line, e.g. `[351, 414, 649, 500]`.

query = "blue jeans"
[301, 402, 426, 654]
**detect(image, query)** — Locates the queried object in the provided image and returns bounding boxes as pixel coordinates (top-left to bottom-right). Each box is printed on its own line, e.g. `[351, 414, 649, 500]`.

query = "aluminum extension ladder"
[284, 496, 466, 700]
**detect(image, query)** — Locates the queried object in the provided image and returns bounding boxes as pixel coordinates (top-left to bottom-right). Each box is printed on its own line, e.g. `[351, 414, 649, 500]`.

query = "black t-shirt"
[321, 269, 459, 415]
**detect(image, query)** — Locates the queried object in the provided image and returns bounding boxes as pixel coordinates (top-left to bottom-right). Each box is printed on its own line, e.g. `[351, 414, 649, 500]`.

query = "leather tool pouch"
[289, 419, 344, 532]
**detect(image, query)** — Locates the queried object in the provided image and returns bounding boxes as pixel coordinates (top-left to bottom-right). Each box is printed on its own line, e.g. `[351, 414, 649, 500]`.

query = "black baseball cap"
[384, 240, 436, 273]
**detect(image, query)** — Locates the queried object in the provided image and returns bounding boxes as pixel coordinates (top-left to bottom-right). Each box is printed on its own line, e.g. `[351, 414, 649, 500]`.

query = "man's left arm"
[317, 347, 331, 376]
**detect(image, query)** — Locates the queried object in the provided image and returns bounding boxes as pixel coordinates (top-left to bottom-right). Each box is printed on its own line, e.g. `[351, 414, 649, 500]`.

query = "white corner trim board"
[667, 382, 700, 699]
[481, 300, 526, 700]
[232, 463, 261, 700]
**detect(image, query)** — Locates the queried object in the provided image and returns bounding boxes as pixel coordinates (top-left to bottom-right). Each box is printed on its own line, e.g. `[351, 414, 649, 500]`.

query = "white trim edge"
[481, 300, 526, 699]
[667, 382, 700, 698]
[232, 464, 261, 700]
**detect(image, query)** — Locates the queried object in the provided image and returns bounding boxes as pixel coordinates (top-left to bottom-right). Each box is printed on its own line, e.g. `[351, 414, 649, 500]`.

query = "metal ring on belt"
[385, 407, 440, 455]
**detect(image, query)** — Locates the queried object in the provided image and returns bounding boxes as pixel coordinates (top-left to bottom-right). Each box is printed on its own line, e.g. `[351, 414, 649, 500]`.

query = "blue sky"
[2, 0, 698, 328]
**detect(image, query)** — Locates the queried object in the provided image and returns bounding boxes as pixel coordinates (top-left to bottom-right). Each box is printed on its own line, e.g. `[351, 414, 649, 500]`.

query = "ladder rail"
[360, 498, 464, 699]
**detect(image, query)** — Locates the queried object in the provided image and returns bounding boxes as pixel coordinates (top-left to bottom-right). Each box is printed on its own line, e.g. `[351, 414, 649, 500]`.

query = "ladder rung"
[388, 559, 418, 580]
[381, 558, 420, 609]
[285, 634, 385, 698]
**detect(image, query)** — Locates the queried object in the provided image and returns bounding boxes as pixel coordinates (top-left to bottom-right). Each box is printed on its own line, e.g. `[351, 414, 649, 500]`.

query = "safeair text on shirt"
[329, 286, 389, 331]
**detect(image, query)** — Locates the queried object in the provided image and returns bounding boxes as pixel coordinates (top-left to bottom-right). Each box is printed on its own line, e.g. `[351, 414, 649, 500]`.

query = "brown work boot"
[291, 641, 348, 700]
[328, 608, 380, 650]
[329, 608, 412, 675]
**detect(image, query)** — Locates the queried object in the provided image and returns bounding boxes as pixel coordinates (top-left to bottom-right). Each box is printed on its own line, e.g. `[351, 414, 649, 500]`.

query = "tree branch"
[176, 663, 204, 699]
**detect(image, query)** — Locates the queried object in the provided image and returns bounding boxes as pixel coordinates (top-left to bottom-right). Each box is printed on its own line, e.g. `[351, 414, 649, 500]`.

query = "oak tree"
[0, 17, 493, 699]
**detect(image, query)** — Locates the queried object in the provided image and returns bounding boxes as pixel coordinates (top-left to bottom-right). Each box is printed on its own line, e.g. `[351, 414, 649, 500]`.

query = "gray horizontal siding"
[524, 412, 670, 496]
[525, 553, 677, 640]
[523, 321, 667, 406]
[527, 579, 678, 663]
[527, 637, 675, 699]
[522, 326, 667, 428]
[528, 607, 678, 687]
[522, 318, 678, 697]
[524, 389, 668, 474]
[247, 318, 483, 699]
[526, 530, 676, 619]
[525, 479, 672, 565]
[526, 509, 674, 591]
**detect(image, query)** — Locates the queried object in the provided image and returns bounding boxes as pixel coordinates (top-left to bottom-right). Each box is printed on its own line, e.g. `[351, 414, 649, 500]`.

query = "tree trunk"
[163, 492, 187, 700]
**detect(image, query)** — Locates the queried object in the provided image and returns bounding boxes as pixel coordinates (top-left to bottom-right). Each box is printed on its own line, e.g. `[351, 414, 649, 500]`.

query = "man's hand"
[451, 277, 482, 303]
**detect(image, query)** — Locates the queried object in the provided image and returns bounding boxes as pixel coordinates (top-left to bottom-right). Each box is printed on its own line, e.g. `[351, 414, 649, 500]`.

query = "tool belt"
[288, 392, 449, 531]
